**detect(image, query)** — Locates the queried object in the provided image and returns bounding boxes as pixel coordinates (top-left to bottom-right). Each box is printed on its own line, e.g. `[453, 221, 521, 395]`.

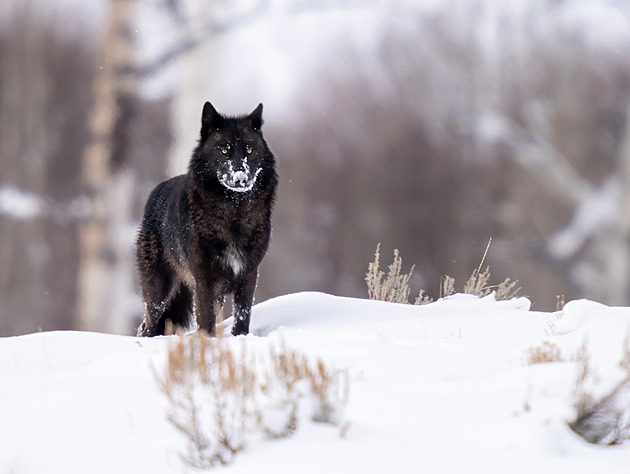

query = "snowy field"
[2, 292, 630, 473]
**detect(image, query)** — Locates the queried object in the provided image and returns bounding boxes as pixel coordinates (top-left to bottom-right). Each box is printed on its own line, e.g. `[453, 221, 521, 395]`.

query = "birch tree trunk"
[77, 0, 137, 333]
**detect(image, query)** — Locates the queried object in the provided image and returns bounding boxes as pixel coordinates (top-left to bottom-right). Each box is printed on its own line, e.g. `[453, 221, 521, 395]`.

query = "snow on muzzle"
[217, 159, 263, 192]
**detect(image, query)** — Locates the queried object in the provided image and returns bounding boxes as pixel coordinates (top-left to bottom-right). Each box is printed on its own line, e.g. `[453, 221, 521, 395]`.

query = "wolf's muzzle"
[218, 167, 262, 193]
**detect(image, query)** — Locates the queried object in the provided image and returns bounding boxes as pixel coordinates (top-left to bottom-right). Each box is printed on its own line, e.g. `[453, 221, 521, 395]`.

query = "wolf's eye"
[245, 145, 253, 154]
[220, 147, 229, 155]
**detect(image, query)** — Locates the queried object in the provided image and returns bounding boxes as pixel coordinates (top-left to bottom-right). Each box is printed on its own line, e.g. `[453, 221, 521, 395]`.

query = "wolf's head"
[189, 102, 276, 194]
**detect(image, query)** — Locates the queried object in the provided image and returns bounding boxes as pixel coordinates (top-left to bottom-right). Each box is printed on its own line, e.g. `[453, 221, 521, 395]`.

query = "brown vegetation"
[155, 331, 348, 469]
[366, 242, 520, 304]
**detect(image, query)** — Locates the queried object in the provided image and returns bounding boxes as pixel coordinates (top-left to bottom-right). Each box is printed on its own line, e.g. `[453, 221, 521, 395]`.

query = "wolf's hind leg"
[138, 300, 168, 337]
[137, 268, 176, 337]
[161, 284, 193, 333]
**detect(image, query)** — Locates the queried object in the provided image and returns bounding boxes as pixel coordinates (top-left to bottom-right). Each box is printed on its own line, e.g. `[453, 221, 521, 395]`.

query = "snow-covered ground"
[2, 292, 630, 473]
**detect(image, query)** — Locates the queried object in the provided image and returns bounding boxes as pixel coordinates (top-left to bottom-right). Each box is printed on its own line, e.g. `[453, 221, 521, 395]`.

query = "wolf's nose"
[233, 170, 248, 185]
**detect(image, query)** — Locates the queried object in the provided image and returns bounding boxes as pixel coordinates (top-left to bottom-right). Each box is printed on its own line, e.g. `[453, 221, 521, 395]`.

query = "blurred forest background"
[2, 0, 630, 336]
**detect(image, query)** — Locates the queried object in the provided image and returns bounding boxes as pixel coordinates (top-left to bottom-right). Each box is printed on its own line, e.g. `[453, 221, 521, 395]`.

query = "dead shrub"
[155, 332, 349, 469]
[462, 239, 520, 300]
[463, 266, 492, 298]
[569, 340, 630, 445]
[526, 340, 564, 365]
[366, 240, 519, 304]
[155, 332, 257, 468]
[414, 289, 433, 306]
[365, 243, 414, 304]
[440, 275, 456, 299]
[495, 277, 521, 301]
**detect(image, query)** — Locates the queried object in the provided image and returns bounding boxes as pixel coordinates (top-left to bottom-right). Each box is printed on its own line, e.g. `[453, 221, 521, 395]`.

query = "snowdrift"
[1, 292, 630, 473]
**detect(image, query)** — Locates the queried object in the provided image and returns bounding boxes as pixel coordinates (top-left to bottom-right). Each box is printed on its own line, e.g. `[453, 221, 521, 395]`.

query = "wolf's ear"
[201, 102, 222, 137]
[248, 103, 264, 130]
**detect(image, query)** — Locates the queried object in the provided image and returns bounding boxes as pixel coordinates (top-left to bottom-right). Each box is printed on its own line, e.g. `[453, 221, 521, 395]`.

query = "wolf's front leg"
[194, 282, 224, 335]
[232, 270, 258, 336]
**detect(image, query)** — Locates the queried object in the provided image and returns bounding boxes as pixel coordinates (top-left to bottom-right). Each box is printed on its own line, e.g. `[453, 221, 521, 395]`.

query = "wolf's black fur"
[136, 102, 277, 336]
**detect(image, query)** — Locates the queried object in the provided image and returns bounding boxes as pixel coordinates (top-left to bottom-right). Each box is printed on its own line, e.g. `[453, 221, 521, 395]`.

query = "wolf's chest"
[222, 244, 246, 276]
[200, 218, 253, 276]
[188, 193, 268, 277]
[217, 218, 259, 276]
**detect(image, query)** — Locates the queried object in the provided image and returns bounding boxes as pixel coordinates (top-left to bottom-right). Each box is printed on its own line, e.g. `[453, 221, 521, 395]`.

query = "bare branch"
[131, 0, 381, 78]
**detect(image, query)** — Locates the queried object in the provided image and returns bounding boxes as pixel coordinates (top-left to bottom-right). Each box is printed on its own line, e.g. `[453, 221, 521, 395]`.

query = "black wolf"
[136, 102, 278, 337]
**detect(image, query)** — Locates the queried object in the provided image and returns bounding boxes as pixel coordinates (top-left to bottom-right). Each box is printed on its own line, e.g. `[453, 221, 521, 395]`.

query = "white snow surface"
[2, 292, 630, 473]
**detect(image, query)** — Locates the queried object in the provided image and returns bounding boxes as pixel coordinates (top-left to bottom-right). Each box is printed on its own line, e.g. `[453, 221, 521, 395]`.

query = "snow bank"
[1, 292, 630, 473]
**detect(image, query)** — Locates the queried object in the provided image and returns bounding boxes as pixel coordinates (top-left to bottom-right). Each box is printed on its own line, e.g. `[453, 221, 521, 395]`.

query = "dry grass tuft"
[526, 340, 564, 365]
[462, 239, 521, 300]
[440, 275, 456, 298]
[262, 342, 348, 437]
[155, 332, 348, 469]
[462, 239, 493, 297]
[366, 240, 519, 304]
[365, 243, 414, 304]
[414, 289, 433, 306]
[556, 294, 566, 311]
[495, 277, 521, 301]
[463, 266, 492, 297]
[569, 340, 630, 445]
[155, 331, 257, 468]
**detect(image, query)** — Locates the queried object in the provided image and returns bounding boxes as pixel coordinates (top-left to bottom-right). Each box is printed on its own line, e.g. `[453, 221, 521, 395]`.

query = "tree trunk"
[77, 0, 137, 333]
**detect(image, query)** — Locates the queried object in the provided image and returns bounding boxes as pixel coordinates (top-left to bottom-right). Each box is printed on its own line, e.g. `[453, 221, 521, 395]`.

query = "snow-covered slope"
[1, 292, 630, 473]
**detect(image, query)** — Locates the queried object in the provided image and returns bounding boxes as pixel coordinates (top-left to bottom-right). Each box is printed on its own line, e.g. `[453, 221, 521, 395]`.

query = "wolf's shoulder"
[151, 174, 187, 196]
[144, 174, 186, 206]
[142, 174, 188, 221]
